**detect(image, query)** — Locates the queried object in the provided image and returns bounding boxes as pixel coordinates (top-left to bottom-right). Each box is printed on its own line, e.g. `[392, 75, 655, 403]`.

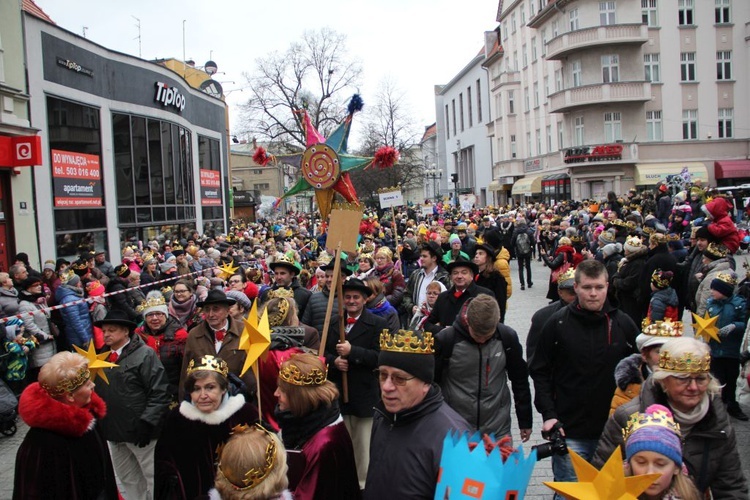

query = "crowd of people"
[3, 180, 750, 499]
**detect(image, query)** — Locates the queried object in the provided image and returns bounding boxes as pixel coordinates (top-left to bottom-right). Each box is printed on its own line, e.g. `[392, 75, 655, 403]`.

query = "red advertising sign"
[51, 149, 103, 208]
[200, 169, 222, 206]
[0, 136, 42, 167]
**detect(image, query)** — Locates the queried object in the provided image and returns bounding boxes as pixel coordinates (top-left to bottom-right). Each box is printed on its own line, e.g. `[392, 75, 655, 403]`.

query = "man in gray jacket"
[94, 310, 170, 500]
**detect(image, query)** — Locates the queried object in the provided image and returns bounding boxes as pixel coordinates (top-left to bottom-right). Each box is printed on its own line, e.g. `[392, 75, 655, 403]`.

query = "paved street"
[0, 258, 747, 498]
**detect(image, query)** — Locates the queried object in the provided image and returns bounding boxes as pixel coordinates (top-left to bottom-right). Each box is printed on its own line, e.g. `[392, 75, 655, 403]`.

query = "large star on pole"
[253, 94, 399, 221]
[692, 311, 721, 343]
[73, 342, 118, 384]
[238, 300, 271, 377]
[544, 446, 660, 499]
[216, 261, 239, 280]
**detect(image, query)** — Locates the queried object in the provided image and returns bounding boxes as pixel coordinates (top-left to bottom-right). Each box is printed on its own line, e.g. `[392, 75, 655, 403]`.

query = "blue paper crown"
[434, 431, 537, 500]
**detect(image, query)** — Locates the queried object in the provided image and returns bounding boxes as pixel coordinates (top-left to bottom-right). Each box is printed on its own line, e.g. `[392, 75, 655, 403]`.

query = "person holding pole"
[324, 277, 388, 489]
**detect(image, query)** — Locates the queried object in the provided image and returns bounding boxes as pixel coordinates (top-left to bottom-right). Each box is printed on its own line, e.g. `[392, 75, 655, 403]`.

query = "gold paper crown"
[136, 294, 167, 314]
[622, 407, 681, 443]
[267, 297, 290, 327]
[666, 233, 680, 242]
[160, 286, 173, 295]
[171, 243, 184, 252]
[267, 287, 294, 300]
[658, 350, 711, 374]
[115, 264, 130, 277]
[317, 251, 333, 266]
[650, 269, 673, 288]
[379, 330, 434, 354]
[71, 260, 88, 271]
[625, 236, 642, 248]
[41, 366, 91, 397]
[186, 355, 229, 378]
[216, 424, 277, 491]
[610, 219, 628, 228]
[557, 266, 576, 284]
[271, 254, 296, 267]
[640, 318, 684, 338]
[279, 363, 328, 386]
[60, 269, 76, 283]
[642, 226, 655, 235]
[569, 235, 582, 243]
[704, 242, 728, 259]
[141, 250, 155, 262]
[714, 272, 737, 287]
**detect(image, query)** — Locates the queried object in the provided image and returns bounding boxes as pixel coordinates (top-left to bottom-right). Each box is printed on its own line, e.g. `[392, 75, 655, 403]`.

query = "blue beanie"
[625, 405, 682, 466]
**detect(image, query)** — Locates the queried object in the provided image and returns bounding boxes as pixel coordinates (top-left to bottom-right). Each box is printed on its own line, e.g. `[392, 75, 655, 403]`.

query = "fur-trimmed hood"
[614, 353, 645, 390]
[179, 393, 246, 425]
[19, 382, 106, 437]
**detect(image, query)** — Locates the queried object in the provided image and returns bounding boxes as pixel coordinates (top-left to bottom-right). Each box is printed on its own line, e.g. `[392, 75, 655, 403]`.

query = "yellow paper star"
[73, 342, 118, 384]
[217, 261, 240, 280]
[692, 311, 721, 343]
[544, 446, 661, 500]
[239, 300, 271, 377]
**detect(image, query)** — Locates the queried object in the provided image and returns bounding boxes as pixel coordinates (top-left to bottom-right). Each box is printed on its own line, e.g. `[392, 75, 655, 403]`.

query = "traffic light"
[450, 173, 458, 183]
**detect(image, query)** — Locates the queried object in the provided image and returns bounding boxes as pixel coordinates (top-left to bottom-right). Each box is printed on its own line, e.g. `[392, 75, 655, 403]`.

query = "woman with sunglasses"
[594, 337, 747, 499]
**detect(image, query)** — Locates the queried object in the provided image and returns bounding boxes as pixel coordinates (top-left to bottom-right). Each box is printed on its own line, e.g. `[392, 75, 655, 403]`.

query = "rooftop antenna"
[182, 20, 187, 78]
[82, 26, 88, 38]
[132, 16, 141, 58]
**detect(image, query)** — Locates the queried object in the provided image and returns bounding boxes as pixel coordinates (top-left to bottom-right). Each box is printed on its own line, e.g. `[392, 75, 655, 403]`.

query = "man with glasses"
[364, 330, 470, 499]
[529, 259, 638, 497]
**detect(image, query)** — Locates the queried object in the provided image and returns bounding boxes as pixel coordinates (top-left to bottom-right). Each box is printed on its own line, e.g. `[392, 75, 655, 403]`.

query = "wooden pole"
[391, 206, 401, 264]
[317, 243, 342, 356]
[336, 267, 348, 403]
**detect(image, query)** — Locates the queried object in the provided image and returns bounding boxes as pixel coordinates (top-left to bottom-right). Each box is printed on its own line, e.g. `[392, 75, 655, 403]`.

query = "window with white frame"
[530, 0, 536, 16]
[531, 37, 538, 61]
[715, 0, 730, 23]
[717, 51, 732, 80]
[602, 55, 620, 83]
[495, 94, 502, 118]
[642, 0, 659, 26]
[513, 51, 519, 71]
[452, 99, 457, 136]
[604, 112, 622, 142]
[558, 121, 564, 149]
[644, 53, 661, 83]
[541, 28, 547, 56]
[534, 83, 540, 107]
[508, 90, 515, 114]
[536, 129, 542, 155]
[524, 87, 530, 112]
[574, 116, 585, 146]
[523, 44, 528, 67]
[552, 20, 559, 37]
[569, 8, 580, 30]
[459, 93, 465, 131]
[526, 132, 532, 156]
[521, 5, 527, 24]
[555, 69, 563, 91]
[511, 135, 517, 158]
[678, 0, 694, 25]
[544, 76, 550, 101]
[572, 60, 582, 87]
[476, 80, 482, 122]
[600, 1, 616, 25]
[547, 125, 553, 152]
[680, 53, 696, 82]
[682, 110, 698, 139]
[646, 110, 663, 141]
[511, 12, 517, 33]
[718, 108, 733, 138]
[445, 105, 450, 139]
[498, 137, 504, 160]
[503, 21, 508, 40]
[467, 87, 473, 127]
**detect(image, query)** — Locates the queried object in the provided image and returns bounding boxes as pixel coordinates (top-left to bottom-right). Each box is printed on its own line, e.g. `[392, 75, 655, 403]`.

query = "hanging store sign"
[200, 169, 222, 206]
[564, 144, 623, 164]
[0, 136, 42, 167]
[51, 149, 103, 207]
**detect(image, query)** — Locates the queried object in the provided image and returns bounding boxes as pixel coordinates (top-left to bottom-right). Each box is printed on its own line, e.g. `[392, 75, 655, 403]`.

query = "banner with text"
[51, 149, 103, 208]
[378, 189, 404, 209]
[200, 169, 222, 206]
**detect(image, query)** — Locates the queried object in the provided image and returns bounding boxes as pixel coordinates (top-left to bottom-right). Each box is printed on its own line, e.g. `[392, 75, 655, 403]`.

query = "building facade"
[491, 0, 749, 204]
[23, 12, 229, 262]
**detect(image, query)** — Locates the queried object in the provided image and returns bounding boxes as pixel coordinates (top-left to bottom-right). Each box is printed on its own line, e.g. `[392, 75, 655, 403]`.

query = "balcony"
[546, 24, 648, 60]
[549, 81, 651, 113]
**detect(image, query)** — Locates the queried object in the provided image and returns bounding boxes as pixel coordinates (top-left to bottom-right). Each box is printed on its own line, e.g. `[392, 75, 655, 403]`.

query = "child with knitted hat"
[624, 404, 701, 499]
[648, 269, 679, 322]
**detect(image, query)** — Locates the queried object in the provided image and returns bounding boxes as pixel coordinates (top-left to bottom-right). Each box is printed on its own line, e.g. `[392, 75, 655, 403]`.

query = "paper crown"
[704, 242, 728, 259]
[136, 294, 167, 314]
[171, 243, 184, 251]
[317, 250, 333, 266]
[266, 297, 290, 327]
[379, 330, 434, 354]
[216, 423, 278, 491]
[714, 272, 737, 287]
[658, 350, 711, 374]
[625, 235, 643, 248]
[267, 287, 294, 300]
[141, 250, 155, 262]
[623, 406, 681, 443]
[641, 318, 683, 338]
[71, 260, 88, 271]
[642, 226, 655, 235]
[650, 268, 673, 288]
[279, 363, 328, 386]
[186, 355, 229, 378]
[666, 233, 681, 242]
[557, 266, 576, 284]
[40, 365, 91, 397]
[435, 431, 537, 500]
[569, 235, 582, 243]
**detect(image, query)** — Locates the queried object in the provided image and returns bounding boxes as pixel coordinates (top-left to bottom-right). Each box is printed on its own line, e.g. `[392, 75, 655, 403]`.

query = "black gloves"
[135, 420, 154, 448]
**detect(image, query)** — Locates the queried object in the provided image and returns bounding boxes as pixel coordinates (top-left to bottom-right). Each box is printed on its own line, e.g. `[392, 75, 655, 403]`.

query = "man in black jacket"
[526, 267, 577, 366]
[529, 259, 637, 497]
[263, 254, 311, 319]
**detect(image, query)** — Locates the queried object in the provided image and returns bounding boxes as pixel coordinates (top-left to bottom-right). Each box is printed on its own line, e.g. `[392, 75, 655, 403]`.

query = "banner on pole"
[378, 188, 403, 209]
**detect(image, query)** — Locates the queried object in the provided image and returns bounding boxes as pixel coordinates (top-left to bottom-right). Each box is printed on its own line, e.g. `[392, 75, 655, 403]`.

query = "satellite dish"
[204, 60, 218, 75]
[199, 79, 223, 98]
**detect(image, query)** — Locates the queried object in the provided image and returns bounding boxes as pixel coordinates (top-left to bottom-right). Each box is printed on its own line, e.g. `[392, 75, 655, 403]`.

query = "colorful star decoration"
[544, 446, 660, 499]
[73, 342, 118, 384]
[216, 261, 240, 280]
[691, 311, 721, 343]
[239, 300, 271, 377]
[254, 94, 399, 221]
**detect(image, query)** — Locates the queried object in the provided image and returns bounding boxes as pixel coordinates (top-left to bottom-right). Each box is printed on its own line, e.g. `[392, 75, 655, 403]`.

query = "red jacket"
[706, 198, 739, 253]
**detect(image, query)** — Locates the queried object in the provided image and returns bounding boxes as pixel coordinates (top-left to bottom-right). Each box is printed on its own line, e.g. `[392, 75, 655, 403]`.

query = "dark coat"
[105, 277, 141, 323]
[613, 246, 649, 327]
[638, 245, 677, 314]
[594, 378, 748, 498]
[55, 284, 93, 348]
[261, 279, 312, 319]
[301, 289, 338, 337]
[526, 300, 567, 367]
[423, 282, 495, 334]
[324, 309, 387, 418]
[475, 271, 508, 318]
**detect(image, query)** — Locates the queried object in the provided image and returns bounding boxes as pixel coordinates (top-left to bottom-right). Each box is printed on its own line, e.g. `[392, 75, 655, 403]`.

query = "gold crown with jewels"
[641, 318, 683, 338]
[658, 350, 711, 374]
[379, 330, 434, 355]
[279, 363, 328, 386]
[216, 423, 277, 491]
[186, 355, 229, 378]
[622, 407, 681, 442]
[135, 294, 167, 314]
[41, 366, 91, 397]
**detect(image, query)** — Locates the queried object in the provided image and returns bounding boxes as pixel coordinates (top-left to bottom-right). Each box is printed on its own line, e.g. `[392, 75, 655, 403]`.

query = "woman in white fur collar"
[155, 355, 258, 499]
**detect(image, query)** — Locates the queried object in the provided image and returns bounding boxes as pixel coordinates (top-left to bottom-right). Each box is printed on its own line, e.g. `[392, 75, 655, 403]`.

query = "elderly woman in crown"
[154, 354, 258, 500]
[594, 337, 748, 499]
[135, 291, 189, 402]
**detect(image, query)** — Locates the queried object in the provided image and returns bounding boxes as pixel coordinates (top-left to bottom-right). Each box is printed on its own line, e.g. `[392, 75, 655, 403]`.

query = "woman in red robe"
[274, 353, 361, 500]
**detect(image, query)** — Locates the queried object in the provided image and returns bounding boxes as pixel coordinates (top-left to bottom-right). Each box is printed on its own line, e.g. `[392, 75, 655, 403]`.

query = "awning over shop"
[488, 180, 502, 191]
[634, 162, 708, 186]
[715, 160, 750, 180]
[511, 175, 542, 196]
[542, 173, 569, 181]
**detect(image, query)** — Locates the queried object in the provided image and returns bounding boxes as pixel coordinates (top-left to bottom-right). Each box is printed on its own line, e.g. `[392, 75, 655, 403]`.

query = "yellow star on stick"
[217, 261, 240, 280]
[73, 342, 118, 384]
[544, 446, 660, 500]
[692, 311, 721, 343]
[238, 300, 271, 377]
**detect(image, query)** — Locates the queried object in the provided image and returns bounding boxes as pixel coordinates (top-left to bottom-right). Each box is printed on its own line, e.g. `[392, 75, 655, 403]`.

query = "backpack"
[435, 324, 517, 383]
[516, 231, 532, 255]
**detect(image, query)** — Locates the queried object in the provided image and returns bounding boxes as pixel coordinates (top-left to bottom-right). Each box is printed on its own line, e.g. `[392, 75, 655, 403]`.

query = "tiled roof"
[22, 0, 55, 24]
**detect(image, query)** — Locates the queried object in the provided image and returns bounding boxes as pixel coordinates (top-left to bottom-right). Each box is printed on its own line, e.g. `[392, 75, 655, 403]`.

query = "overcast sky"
[36, 0, 498, 144]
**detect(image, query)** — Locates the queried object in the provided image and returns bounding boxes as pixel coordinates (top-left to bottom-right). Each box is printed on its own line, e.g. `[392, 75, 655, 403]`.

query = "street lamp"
[424, 166, 442, 202]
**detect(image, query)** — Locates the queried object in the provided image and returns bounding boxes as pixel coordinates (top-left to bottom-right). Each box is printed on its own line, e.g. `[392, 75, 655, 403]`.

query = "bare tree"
[238, 28, 362, 151]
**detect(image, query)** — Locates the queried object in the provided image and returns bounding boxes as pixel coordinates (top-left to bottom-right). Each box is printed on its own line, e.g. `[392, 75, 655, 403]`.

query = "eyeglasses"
[373, 369, 414, 386]
[670, 375, 711, 387]
[174, 289, 190, 294]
